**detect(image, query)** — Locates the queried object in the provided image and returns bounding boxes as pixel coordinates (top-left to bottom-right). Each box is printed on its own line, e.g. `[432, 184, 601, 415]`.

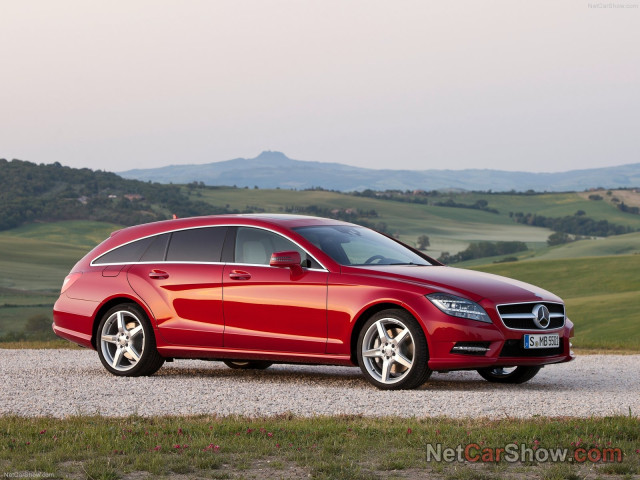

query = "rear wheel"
[476, 366, 541, 384]
[357, 309, 431, 390]
[97, 304, 164, 376]
[223, 360, 273, 370]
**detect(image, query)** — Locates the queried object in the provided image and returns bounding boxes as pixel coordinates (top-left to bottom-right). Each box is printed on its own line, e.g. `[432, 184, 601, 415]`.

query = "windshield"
[294, 225, 432, 266]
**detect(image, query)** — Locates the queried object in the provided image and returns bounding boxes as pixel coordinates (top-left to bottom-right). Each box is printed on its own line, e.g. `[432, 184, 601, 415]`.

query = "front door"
[222, 227, 328, 354]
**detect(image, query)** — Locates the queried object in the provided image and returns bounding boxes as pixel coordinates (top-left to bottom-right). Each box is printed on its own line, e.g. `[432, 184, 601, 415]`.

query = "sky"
[1, 0, 638, 173]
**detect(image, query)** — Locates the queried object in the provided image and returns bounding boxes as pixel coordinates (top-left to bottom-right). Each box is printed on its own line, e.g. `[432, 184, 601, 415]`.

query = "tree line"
[438, 241, 528, 264]
[0, 159, 229, 231]
[511, 212, 633, 237]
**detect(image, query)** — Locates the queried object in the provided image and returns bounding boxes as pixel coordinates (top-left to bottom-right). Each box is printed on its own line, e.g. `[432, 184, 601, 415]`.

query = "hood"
[343, 265, 562, 304]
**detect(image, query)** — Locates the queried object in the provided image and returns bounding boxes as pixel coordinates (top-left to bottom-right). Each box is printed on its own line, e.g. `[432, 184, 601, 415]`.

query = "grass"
[0, 415, 638, 479]
[1, 230, 639, 351]
[472, 255, 640, 350]
[0, 339, 80, 349]
[0, 222, 119, 338]
[441, 190, 640, 228]
[529, 231, 640, 260]
[456, 231, 640, 267]
[0, 221, 120, 250]
[0, 198, 638, 350]
[194, 187, 640, 226]
[193, 186, 555, 253]
[0, 237, 88, 292]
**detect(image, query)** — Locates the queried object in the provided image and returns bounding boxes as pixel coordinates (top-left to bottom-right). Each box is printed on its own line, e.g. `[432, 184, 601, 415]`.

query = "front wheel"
[97, 304, 164, 377]
[223, 360, 273, 370]
[357, 309, 431, 390]
[476, 366, 541, 384]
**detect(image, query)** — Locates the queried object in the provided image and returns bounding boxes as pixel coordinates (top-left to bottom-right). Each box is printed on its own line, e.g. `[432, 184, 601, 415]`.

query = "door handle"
[148, 269, 169, 279]
[229, 270, 251, 280]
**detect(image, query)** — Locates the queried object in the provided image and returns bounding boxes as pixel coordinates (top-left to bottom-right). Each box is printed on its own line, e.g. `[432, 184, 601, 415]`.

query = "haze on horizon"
[1, 1, 638, 174]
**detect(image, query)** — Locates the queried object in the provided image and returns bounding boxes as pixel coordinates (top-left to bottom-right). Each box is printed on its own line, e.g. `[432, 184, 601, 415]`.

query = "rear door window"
[165, 227, 227, 262]
[139, 233, 170, 262]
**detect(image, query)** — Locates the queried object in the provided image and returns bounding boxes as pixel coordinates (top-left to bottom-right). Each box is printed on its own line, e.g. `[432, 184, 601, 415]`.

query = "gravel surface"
[1, 349, 638, 418]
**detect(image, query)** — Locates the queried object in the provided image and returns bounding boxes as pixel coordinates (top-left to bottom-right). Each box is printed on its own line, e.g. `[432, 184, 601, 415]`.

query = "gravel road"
[1, 349, 638, 418]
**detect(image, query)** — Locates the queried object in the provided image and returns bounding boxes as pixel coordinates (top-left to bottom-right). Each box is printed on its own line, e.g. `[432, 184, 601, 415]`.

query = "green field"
[0, 222, 120, 338]
[472, 255, 640, 350]
[1, 188, 639, 349]
[1, 220, 120, 250]
[191, 187, 640, 256]
[530, 231, 640, 260]
[193, 187, 558, 255]
[430, 191, 640, 228]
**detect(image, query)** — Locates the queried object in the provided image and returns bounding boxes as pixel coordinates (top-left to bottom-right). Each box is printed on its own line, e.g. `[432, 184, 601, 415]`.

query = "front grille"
[499, 339, 564, 357]
[497, 302, 565, 330]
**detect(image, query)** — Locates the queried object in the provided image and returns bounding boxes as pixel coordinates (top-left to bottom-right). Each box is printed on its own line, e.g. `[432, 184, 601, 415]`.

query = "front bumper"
[420, 302, 575, 371]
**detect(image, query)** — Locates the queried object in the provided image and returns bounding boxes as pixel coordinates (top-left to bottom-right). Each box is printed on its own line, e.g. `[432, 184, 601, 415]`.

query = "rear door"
[127, 227, 228, 347]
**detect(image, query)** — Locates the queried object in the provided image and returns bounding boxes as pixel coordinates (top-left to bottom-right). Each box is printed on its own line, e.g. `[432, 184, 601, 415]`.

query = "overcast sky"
[1, 0, 638, 173]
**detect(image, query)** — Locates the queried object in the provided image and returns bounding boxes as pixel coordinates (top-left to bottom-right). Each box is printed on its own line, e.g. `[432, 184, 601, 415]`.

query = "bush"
[0, 314, 56, 343]
[438, 241, 528, 264]
[514, 213, 632, 237]
[24, 314, 52, 333]
[547, 231, 571, 246]
[493, 257, 518, 264]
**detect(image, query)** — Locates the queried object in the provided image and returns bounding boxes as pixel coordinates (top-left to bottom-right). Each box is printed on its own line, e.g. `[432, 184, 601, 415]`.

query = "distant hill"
[119, 151, 640, 192]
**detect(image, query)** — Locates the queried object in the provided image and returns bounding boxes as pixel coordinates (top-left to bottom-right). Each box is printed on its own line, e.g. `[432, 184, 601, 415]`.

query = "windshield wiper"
[388, 262, 430, 266]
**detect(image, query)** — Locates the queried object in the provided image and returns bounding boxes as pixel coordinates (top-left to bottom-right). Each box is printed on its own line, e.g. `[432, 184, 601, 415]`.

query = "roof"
[107, 214, 353, 245]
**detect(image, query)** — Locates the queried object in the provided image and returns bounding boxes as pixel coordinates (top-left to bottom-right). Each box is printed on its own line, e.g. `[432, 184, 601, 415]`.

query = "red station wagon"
[53, 214, 574, 390]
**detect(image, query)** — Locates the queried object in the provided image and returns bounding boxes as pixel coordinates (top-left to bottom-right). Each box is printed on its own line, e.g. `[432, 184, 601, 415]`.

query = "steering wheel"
[364, 255, 386, 264]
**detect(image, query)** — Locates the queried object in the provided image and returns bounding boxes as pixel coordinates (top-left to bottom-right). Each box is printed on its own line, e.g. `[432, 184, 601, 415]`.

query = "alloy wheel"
[361, 317, 416, 385]
[100, 310, 145, 372]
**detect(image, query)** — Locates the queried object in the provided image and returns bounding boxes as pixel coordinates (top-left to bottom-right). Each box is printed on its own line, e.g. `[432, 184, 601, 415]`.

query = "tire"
[97, 303, 164, 377]
[476, 366, 541, 384]
[223, 360, 273, 370]
[357, 309, 431, 390]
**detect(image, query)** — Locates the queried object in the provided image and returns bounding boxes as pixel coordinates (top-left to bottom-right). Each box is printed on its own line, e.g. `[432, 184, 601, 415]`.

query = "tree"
[547, 231, 571, 246]
[417, 235, 430, 250]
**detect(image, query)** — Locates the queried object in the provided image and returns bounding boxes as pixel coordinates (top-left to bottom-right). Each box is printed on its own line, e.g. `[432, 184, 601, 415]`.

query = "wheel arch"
[91, 296, 155, 349]
[349, 302, 426, 365]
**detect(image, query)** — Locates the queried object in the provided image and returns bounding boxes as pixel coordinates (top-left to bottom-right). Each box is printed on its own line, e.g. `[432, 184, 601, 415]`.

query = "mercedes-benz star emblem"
[532, 304, 551, 329]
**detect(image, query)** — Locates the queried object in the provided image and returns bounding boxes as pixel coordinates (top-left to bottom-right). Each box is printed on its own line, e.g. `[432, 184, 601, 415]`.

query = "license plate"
[523, 333, 560, 349]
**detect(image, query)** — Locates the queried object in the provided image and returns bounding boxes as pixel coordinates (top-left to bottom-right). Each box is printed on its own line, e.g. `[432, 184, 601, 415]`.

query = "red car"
[53, 214, 574, 390]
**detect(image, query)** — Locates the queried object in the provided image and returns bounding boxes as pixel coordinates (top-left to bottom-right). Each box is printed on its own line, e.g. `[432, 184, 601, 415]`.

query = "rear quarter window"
[93, 236, 154, 265]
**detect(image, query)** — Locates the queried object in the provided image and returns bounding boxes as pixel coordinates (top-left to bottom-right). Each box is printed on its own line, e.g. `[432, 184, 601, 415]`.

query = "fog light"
[451, 342, 490, 355]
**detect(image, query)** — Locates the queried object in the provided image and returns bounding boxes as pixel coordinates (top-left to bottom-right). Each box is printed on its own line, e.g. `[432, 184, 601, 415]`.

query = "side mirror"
[269, 251, 302, 269]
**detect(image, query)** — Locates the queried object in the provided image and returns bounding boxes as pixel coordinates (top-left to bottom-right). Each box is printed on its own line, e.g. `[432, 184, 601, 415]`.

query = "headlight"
[427, 293, 491, 323]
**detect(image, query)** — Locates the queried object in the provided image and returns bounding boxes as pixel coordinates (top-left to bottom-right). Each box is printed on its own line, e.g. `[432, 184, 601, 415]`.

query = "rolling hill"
[119, 150, 640, 192]
[0, 158, 225, 231]
[1, 222, 638, 350]
[2, 158, 640, 349]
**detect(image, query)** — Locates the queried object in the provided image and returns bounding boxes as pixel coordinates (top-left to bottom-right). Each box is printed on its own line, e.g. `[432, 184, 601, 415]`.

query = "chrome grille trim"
[496, 301, 565, 331]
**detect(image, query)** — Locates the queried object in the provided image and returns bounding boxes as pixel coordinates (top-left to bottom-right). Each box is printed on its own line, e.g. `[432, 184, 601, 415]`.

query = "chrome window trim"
[224, 262, 327, 272]
[495, 301, 566, 331]
[90, 223, 329, 271]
